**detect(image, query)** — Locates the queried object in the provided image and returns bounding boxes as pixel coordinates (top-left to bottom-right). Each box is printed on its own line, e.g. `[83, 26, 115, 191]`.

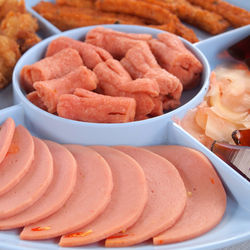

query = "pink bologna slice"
[59, 145, 148, 247]
[145, 145, 227, 244]
[20, 145, 113, 240]
[0, 118, 15, 164]
[0, 137, 53, 219]
[0, 125, 34, 196]
[105, 146, 186, 247]
[0, 140, 77, 229]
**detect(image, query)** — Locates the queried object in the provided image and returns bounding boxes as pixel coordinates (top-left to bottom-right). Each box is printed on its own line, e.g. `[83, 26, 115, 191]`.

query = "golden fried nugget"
[0, 11, 41, 53]
[56, 0, 95, 9]
[0, 35, 20, 89]
[0, 0, 25, 21]
[141, 0, 229, 34]
[33, 2, 153, 31]
[95, 0, 198, 42]
[187, 0, 250, 27]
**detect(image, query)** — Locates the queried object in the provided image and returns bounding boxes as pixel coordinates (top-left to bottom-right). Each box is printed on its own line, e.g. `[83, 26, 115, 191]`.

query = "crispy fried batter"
[187, 0, 250, 27]
[0, 0, 25, 21]
[95, 0, 198, 42]
[0, 35, 20, 89]
[141, 0, 230, 35]
[33, 2, 156, 31]
[0, 11, 41, 53]
[56, 0, 95, 9]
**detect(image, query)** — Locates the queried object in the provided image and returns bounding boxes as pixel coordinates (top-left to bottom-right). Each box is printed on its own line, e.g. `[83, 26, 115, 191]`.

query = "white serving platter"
[0, 0, 250, 249]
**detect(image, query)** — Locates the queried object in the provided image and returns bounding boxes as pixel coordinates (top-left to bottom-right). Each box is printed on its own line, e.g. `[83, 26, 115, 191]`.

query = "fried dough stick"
[95, 0, 198, 43]
[33, 2, 155, 31]
[187, 0, 250, 27]
[0, 35, 20, 89]
[0, 11, 41, 53]
[0, 0, 25, 21]
[56, 0, 95, 9]
[141, 0, 229, 35]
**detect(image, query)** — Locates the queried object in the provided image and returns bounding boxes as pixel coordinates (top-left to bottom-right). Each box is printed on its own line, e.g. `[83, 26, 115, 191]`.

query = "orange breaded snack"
[93, 59, 160, 119]
[26, 91, 48, 111]
[57, 89, 136, 123]
[33, 66, 98, 113]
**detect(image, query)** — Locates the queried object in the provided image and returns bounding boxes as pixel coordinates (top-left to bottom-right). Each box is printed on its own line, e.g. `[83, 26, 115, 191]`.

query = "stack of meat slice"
[0, 118, 227, 247]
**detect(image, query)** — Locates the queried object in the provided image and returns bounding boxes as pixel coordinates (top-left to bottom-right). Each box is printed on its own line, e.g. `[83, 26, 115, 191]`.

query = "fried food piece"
[141, 0, 229, 35]
[0, 11, 41, 53]
[56, 0, 95, 8]
[187, 0, 250, 27]
[0, 35, 20, 89]
[33, 2, 153, 31]
[95, 0, 198, 42]
[0, 0, 25, 21]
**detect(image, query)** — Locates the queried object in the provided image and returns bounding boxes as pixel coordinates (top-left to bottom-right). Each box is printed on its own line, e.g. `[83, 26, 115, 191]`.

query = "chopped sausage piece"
[86, 26, 152, 59]
[59, 146, 148, 247]
[57, 89, 136, 123]
[45, 36, 113, 69]
[148, 32, 203, 89]
[33, 66, 98, 113]
[0, 118, 15, 164]
[93, 58, 160, 119]
[145, 145, 227, 244]
[0, 137, 53, 220]
[26, 91, 48, 111]
[105, 146, 186, 247]
[0, 140, 77, 230]
[20, 145, 113, 240]
[0, 125, 34, 196]
[20, 48, 83, 92]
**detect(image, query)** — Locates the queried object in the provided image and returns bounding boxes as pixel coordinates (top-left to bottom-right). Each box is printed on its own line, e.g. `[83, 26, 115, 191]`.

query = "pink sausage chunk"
[0, 137, 53, 220]
[46, 36, 113, 69]
[0, 125, 34, 196]
[20, 48, 83, 92]
[86, 27, 152, 59]
[20, 145, 113, 240]
[0, 118, 15, 164]
[59, 146, 148, 247]
[106, 146, 187, 247]
[148, 32, 203, 90]
[0, 140, 77, 230]
[57, 89, 136, 123]
[33, 66, 98, 113]
[145, 145, 227, 244]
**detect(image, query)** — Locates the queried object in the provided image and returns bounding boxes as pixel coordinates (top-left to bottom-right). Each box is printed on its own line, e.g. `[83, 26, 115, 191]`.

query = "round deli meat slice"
[59, 145, 148, 247]
[20, 145, 113, 240]
[105, 146, 186, 247]
[0, 137, 53, 220]
[145, 145, 227, 245]
[0, 140, 77, 229]
[0, 125, 34, 196]
[0, 118, 15, 164]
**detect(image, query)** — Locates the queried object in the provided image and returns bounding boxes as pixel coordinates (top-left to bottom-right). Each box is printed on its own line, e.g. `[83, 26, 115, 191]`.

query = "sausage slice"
[59, 146, 148, 247]
[105, 146, 186, 247]
[0, 140, 77, 229]
[0, 137, 53, 219]
[20, 145, 113, 240]
[145, 145, 227, 244]
[0, 125, 34, 196]
[0, 118, 15, 164]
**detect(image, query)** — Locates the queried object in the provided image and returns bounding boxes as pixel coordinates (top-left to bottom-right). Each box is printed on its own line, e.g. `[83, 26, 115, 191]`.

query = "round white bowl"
[13, 24, 210, 145]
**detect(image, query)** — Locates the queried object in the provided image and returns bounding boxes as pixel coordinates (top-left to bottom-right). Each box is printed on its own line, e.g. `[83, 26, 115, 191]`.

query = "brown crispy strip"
[141, 0, 229, 34]
[95, 0, 198, 42]
[187, 0, 250, 27]
[56, 0, 95, 9]
[33, 2, 154, 31]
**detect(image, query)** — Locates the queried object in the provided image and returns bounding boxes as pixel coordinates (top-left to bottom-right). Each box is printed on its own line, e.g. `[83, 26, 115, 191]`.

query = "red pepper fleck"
[31, 226, 51, 231]
[64, 230, 92, 238]
[7, 143, 19, 154]
[210, 177, 215, 184]
[107, 234, 129, 239]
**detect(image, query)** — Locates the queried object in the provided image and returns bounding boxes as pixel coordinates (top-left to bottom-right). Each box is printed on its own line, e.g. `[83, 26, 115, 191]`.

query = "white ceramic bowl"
[13, 24, 210, 145]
